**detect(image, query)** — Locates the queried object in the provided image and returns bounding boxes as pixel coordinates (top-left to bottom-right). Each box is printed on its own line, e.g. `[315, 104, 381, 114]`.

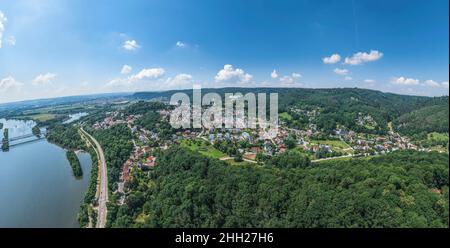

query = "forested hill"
[132, 87, 434, 112]
[111, 147, 448, 228]
[133, 88, 449, 135]
[394, 98, 449, 137]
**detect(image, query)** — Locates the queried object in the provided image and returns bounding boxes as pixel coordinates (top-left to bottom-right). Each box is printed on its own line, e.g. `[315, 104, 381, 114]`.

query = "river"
[63, 112, 89, 124]
[0, 119, 92, 228]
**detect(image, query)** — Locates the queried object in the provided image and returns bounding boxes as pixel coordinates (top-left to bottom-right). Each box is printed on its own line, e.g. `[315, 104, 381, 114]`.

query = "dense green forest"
[109, 148, 448, 228]
[123, 101, 166, 115]
[77, 146, 99, 228]
[266, 150, 311, 169]
[66, 151, 83, 177]
[46, 124, 85, 150]
[90, 124, 133, 191]
[394, 103, 449, 137]
[274, 89, 447, 135]
[136, 112, 175, 141]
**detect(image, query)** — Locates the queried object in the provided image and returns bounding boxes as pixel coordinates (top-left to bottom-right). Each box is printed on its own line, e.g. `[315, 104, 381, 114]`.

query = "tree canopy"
[109, 148, 448, 228]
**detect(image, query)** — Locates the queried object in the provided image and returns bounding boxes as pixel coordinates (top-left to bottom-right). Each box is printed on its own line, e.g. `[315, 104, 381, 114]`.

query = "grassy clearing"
[309, 139, 353, 154]
[180, 139, 226, 159]
[427, 132, 449, 142]
[135, 213, 149, 224]
[424, 133, 449, 153]
[279, 112, 293, 121]
[310, 139, 351, 148]
[430, 147, 449, 153]
[364, 124, 376, 130]
[293, 147, 315, 159]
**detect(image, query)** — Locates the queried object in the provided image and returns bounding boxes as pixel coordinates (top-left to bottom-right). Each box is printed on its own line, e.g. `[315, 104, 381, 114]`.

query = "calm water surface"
[63, 112, 88, 124]
[0, 119, 92, 228]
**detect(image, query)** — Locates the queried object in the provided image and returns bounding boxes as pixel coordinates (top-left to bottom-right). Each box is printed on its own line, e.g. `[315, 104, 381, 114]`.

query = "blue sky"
[0, 0, 448, 103]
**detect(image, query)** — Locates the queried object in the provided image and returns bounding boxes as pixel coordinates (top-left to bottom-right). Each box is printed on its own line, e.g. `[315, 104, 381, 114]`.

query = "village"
[88, 103, 430, 203]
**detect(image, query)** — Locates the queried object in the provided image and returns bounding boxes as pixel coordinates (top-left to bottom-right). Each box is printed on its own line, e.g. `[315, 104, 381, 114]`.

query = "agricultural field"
[15, 113, 57, 122]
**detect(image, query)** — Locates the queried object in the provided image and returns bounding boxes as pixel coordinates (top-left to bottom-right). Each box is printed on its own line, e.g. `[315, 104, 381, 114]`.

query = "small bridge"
[7, 130, 47, 142]
[9, 137, 45, 147]
[9, 133, 39, 142]
[2, 130, 47, 151]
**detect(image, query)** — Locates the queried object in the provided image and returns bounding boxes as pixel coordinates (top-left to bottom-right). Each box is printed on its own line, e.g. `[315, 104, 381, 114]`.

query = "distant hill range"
[133, 87, 449, 136]
[0, 92, 132, 112]
[1, 88, 448, 136]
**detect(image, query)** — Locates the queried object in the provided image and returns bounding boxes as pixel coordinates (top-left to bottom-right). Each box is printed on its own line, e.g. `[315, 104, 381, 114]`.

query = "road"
[80, 127, 108, 228]
[311, 153, 380, 163]
[311, 154, 354, 163]
[220, 156, 258, 164]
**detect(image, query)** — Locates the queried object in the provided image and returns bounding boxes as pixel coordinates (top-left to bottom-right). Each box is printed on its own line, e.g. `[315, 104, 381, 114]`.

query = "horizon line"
[0, 86, 448, 106]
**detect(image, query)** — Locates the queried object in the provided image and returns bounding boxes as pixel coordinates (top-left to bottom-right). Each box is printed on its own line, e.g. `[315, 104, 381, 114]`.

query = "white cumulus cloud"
[166, 73, 193, 88]
[121, 65, 132, 74]
[391, 76, 420, 85]
[441, 81, 449, 89]
[176, 41, 187, 48]
[280, 73, 302, 85]
[123, 40, 140, 51]
[33, 73, 57, 86]
[345, 50, 383, 65]
[344, 76, 353, 81]
[424, 79, 440, 88]
[215, 64, 253, 84]
[108, 68, 166, 87]
[0, 76, 23, 93]
[271, 70, 278, 79]
[334, 68, 349, 76]
[130, 68, 165, 81]
[323, 54, 341, 64]
[107, 78, 129, 87]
